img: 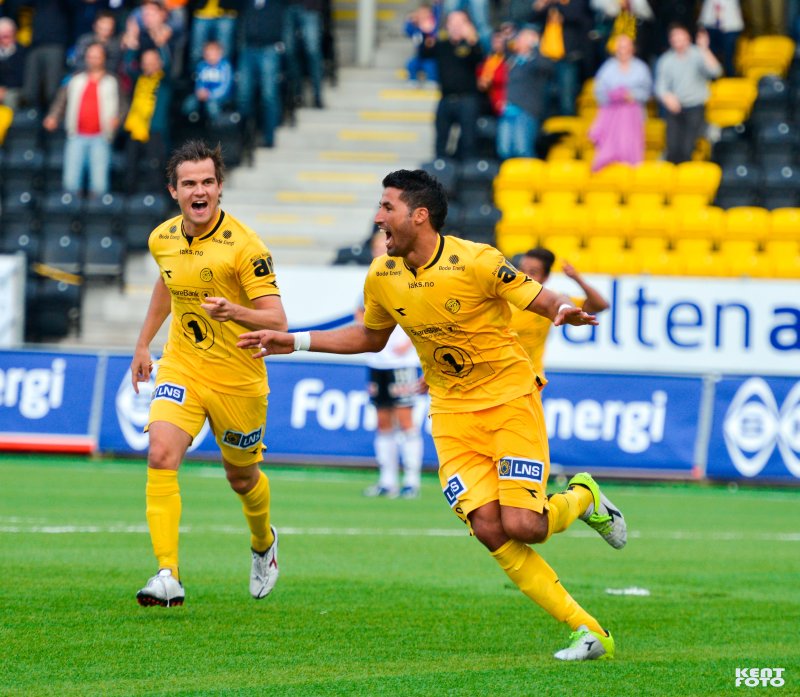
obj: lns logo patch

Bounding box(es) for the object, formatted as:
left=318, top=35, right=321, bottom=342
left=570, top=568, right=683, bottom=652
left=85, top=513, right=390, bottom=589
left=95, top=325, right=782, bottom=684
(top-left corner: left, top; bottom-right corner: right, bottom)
left=443, top=474, right=467, bottom=508
left=222, top=426, right=264, bottom=450
left=152, top=383, right=186, bottom=405
left=498, top=457, right=544, bottom=483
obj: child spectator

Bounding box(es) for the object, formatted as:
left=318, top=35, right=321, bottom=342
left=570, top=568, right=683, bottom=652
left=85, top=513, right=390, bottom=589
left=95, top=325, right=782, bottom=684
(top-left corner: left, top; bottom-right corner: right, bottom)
left=405, top=3, right=439, bottom=86
left=182, top=39, right=233, bottom=124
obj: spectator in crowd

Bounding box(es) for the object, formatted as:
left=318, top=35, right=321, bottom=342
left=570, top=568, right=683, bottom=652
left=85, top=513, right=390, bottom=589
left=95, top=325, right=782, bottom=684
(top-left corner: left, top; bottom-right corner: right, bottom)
left=0, top=17, right=26, bottom=110
left=72, top=10, right=123, bottom=74
left=741, top=0, right=786, bottom=36
left=121, top=0, right=178, bottom=73
left=421, top=10, right=484, bottom=160
left=496, top=25, right=553, bottom=160
left=589, top=32, right=651, bottom=170
left=698, top=0, right=744, bottom=76
left=477, top=28, right=510, bottom=116
left=42, top=42, right=122, bottom=196
left=441, top=0, right=492, bottom=50
left=530, top=0, right=592, bottom=116
left=285, top=0, right=326, bottom=108
left=404, top=2, right=439, bottom=87
left=123, top=47, right=171, bottom=194
left=236, top=0, right=288, bottom=149
left=655, top=24, right=721, bottom=164
left=188, top=0, right=239, bottom=70
left=69, top=0, right=125, bottom=48
left=590, top=0, right=658, bottom=65
left=182, top=39, right=232, bottom=124
left=21, top=0, right=69, bottom=110
left=358, top=232, right=424, bottom=500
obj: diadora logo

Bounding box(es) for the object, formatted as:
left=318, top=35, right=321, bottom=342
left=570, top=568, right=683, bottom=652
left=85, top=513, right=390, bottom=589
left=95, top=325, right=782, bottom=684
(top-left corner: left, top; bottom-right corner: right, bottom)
left=724, top=378, right=800, bottom=478
left=222, top=426, right=264, bottom=449
left=443, top=474, right=467, bottom=508
left=498, top=457, right=544, bottom=483
left=152, top=382, right=186, bottom=405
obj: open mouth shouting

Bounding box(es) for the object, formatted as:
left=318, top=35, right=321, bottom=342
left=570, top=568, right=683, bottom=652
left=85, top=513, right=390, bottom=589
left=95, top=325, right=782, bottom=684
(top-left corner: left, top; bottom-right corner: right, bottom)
left=191, top=200, right=209, bottom=215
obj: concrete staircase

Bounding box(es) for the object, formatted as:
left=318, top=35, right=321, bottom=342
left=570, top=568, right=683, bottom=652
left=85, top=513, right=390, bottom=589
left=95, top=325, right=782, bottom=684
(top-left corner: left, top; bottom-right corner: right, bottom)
left=64, top=4, right=439, bottom=349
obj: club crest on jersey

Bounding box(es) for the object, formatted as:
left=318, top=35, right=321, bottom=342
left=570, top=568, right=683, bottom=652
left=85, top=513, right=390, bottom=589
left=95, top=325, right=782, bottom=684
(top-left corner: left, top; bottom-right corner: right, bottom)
left=222, top=426, right=264, bottom=449
left=445, top=298, right=461, bottom=314
left=498, top=458, right=544, bottom=483
left=152, top=383, right=186, bottom=405
left=443, top=474, right=467, bottom=508
left=200, top=268, right=213, bottom=282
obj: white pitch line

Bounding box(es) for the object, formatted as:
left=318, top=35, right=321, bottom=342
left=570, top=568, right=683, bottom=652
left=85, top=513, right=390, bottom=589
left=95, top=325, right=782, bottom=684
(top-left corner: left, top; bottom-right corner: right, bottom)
left=0, top=522, right=798, bottom=542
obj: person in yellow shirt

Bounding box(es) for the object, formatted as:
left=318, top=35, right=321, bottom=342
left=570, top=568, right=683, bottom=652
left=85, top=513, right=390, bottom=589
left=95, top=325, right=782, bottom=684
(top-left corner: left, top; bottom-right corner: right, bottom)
left=131, top=140, right=287, bottom=607
left=238, top=169, right=627, bottom=661
left=510, top=247, right=609, bottom=385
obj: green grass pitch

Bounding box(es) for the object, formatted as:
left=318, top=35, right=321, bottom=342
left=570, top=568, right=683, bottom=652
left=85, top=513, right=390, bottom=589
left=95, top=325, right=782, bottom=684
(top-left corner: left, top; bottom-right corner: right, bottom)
left=1, top=455, right=798, bottom=696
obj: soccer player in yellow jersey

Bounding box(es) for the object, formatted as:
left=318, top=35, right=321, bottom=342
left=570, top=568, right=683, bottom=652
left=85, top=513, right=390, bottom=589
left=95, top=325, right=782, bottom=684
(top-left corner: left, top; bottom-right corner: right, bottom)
left=238, top=169, right=628, bottom=660
left=509, top=247, right=609, bottom=385
left=130, top=140, right=287, bottom=607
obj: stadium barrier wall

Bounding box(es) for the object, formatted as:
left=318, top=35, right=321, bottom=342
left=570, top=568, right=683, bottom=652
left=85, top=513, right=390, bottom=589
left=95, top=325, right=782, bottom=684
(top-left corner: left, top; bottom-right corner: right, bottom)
left=1, top=348, right=799, bottom=483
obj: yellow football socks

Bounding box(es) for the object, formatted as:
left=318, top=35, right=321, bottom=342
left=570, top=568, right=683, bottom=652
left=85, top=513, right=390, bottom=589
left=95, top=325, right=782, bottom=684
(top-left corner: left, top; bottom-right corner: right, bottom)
left=238, top=470, right=274, bottom=553
left=545, top=485, right=593, bottom=540
left=491, top=539, right=604, bottom=634
left=145, top=467, right=181, bottom=578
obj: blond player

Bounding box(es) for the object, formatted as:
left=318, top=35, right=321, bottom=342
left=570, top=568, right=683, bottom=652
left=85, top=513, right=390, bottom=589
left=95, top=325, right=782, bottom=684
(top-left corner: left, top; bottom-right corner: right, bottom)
left=238, top=169, right=627, bottom=660
left=510, top=247, right=609, bottom=386
left=131, top=140, right=287, bottom=607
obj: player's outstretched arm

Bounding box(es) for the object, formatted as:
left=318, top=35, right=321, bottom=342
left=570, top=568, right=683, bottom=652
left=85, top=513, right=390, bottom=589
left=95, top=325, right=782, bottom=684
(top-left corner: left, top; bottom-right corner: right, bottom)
left=238, top=325, right=395, bottom=359
left=562, top=261, right=610, bottom=313
left=527, top=286, right=599, bottom=327
left=131, top=277, right=172, bottom=393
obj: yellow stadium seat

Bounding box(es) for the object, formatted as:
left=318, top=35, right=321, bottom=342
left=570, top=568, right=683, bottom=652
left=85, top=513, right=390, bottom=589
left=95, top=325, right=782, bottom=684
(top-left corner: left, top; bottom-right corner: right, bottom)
left=674, top=237, right=715, bottom=256
left=540, top=190, right=581, bottom=207
left=592, top=249, right=638, bottom=276
left=628, top=192, right=667, bottom=207
left=541, top=159, right=590, bottom=191
left=724, top=206, right=770, bottom=242
left=587, top=205, right=633, bottom=240
left=769, top=207, right=800, bottom=241
left=644, top=119, right=666, bottom=155
left=583, top=162, right=632, bottom=204
left=772, top=252, right=800, bottom=279
left=0, top=105, right=13, bottom=145
left=708, top=77, right=758, bottom=111
left=673, top=206, right=724, bottom=243
left=674, top=161, right=722, bottom=203
left=583, top=191, right=620, bottom=207
left=547, top=143, right=581, bottom=161
left=671, top=194, right=710, bottom=209
left=638, top=249, right=684, bottom=276
left=495, top=205, right=548, bottom=256
left=540, top=233, right=582, bottom=259
left=739, top=35, right=795, bottom=76
left=494, top=189, right=534, bottom=213
left=683, top=251, right=719, bottom=276
left=739, top=253, right=777, bottom=278
left=763, top=239, right=799, bottom=257
left=543, top=204, right=590, bottom=238
left=629, top=161, right=676, bottom=205
left=705, top=107, right=749, bottom=128
left=718, top=242, right=762, bottom=277
left=494, top=158, right=545, bottom=194
left=560, top=247, right=596, bottom=273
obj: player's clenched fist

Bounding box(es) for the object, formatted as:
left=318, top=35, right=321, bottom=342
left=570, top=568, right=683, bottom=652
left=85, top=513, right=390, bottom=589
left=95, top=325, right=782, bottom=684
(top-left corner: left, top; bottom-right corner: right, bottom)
left=238, top=330, right=295, bottom=358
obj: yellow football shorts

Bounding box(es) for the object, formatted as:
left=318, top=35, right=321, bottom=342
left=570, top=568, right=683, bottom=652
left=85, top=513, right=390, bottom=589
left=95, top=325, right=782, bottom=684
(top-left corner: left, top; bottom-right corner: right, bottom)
left=147, top=365, right=268, bottom=467
left=431, top=393, right=550, bottom=529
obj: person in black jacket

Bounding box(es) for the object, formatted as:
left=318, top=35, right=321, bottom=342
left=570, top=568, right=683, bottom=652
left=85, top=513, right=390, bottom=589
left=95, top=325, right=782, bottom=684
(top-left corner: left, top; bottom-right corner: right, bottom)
left=236, top=0, right=287, bottom=148
left=496, top=26, right=553, bottom=160
left=0, top=17, right=26, bottom=110
left=421, top=10, right=484, bottom=160
left=20, top=0, right=69, bottom=109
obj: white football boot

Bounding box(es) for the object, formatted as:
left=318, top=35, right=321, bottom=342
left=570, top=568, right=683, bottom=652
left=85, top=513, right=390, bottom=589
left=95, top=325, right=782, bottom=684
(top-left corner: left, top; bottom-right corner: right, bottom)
left=250, top=525, right=279, bottom=599
left=136, top=569, right=185, bottom=607
left=568, top=472, right=627, bottom=549
left=554, top=625, right=615, bottom=661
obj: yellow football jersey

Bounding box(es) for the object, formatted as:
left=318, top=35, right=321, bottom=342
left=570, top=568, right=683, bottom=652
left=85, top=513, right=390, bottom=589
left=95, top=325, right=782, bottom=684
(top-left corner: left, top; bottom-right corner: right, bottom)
left=148, top=209, right=281, bottom=396
left=363, top=235, right=542, bottom=415
left=509, top=295, right=584, bottom=381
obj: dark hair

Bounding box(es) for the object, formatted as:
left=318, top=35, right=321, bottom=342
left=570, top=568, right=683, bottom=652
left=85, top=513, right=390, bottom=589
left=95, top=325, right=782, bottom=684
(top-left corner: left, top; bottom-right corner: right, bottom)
left=84, top=40, right=107, bottom=58
left=667, top=22, right=691, bottom=35
left=524, top=247, right=556, bottom=276
left=166, top=140, right=225, bottom=188
left=94, top=9, right=116, bottom=23
left=381, top=169, right=448, bottom=231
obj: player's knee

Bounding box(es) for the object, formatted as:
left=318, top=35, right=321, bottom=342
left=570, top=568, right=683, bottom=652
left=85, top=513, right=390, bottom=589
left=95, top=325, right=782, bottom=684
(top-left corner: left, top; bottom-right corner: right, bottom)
left=147, top=440, right=180, bottom=471
left=502, top=511, right=549, bottom=545
left=470, top=515, right=507, bottom=551
left=224, top=465, right=258, bottom=494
